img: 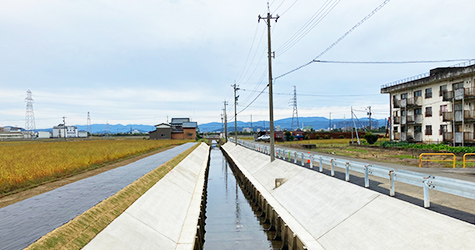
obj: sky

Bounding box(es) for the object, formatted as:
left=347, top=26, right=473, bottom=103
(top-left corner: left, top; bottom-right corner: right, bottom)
left=1, top=0, right=474, bottom=129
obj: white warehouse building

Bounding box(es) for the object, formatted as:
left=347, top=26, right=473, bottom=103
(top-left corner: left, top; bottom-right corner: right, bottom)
left=53, top=124, right=79, bottom=138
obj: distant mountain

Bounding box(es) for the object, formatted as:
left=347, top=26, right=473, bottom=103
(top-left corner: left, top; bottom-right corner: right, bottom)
left=198, top=116, right=387, bottom=132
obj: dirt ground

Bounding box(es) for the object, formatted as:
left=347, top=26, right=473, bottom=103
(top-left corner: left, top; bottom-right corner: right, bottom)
left=0, top=147, right=172, bottom=209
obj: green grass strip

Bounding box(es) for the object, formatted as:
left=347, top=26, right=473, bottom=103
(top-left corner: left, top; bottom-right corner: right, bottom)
left=25, top=143, right=200, bottom=250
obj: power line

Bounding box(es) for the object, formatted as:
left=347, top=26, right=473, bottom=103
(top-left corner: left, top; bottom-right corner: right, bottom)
left=313, top=59, right=474, bottom=64
left=275, top=0, right=392, bottom=80
left=276, top=0, right=341, bottom=56
left=241, top=88, right=380, bottom=97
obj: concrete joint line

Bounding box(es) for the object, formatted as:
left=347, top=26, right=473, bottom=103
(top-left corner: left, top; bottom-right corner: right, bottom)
left=316, top=194, right=380, bottom=241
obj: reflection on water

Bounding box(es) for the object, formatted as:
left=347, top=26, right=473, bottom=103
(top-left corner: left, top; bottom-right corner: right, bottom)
left=203, top=147, right=275, bottom=249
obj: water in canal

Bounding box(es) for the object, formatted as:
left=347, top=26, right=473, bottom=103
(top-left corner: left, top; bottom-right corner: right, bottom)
left=203, top=147, right=277, bottom=249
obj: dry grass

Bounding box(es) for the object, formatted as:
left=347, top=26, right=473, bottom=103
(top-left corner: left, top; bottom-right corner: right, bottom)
left=0, top=139, right=192, bottom=195
left=25, top=142, right=200, bottom=250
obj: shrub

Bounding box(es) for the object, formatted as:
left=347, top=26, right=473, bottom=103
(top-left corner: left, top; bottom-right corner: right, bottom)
left=364, top=132, right=378, bottom=144
left=324, top=135, right=329, bottom=139
left=339, top=135, right=345, bottom=139
left=316, top=135, right=321, bottom=140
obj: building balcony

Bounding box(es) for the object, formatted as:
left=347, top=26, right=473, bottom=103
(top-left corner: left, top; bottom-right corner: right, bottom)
left=393, top=99, right=400, bottom=108
left=414, top=132, right=423, bottom=142
left=464, top=132, right=474, bottom=142
left=401, top=132, right=407, bottom=141
left=454, top=88, right=465, bottom=100
left=393, top=132, right=400, bottom=140
left=400, top=99, right=407, bottom=108
left=443, top=132, right=453, bottom=142
left=442, top=111, right=453, bottom=121
left=465, top=87, right=475, bottom=99
left=406, top=97, right=422, bottom=108
left=455, top=110, right=464, bottom=122
left=393, top=116, right=401, bottom=124
left=464, top=110, right=475, bottom=122
left=442, top=90, right=453, bottom=101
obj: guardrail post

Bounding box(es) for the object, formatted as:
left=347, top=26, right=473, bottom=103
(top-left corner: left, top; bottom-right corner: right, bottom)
left=309, top=155, right=313, bottom=169
left=301, top=153, right=305, bottom=166
left=389, top=171, right=395, bottom=196
left=331, top=159, right=335, bottom=176
left=288, top=151, right=291, bottom=162
left=364, top=165, right=370, bottom=188
left=423, top=177, right=433, bottom=208
left=294, top=152, right=297, bottom=164
left=345, top=162, right=350, bottom=181
left=319, top=157, right=323, bottom=172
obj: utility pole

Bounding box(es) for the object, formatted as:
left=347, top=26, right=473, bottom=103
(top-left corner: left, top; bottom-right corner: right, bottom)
left=87, top=112, right=92, bottom=135
left=223, top=101, right=228, bottom=142
left=250, top=115, right=253, bottom=133
left=233, top=83, right=240, bottom=145
left=329, top=112, right=332, bottom=131
left=367, top=106, right=372, bottom=131
left=62, top=116, right=67, bottom=140
left=259, top=6, right=279, bottom=162
left=221, top=113, right=224, bottom=136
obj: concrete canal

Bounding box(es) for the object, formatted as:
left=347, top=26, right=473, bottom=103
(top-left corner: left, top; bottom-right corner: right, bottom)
left=203, top=146, right=278, bottom=249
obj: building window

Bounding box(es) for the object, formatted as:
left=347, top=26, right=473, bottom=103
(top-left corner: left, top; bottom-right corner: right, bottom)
left=393, top=126, right=398, bottom=133
left=453, top=82, right=464, bottom=90
left=161, top=134, right=165, bottom=137
left=414, top=90, right=422, bottom=97
left=414, top=108, right=422, bottom=116
left=425, top=125, right=432, bottom=135
left=440, top=104, right=448, bottom=116
left=401, top=93, right=408, bottom=99
left=414, top=126, right=422, bottom=133
left=425, top=107, right=432, bottom=117
left=425, top=88, right=432, bottom=98
left=439, top=85, right=447, bottom=96
left=440, top=125, right=447, bottom=135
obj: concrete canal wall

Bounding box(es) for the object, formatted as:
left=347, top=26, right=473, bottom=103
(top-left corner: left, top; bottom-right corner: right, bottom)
left=84, top=142, right=210, bottom=250
left=222, top=142, right=475, bottom=250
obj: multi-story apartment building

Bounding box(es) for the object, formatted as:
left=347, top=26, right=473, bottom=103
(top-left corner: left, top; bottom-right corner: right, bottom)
left=381, top=63, right=475, bottom=145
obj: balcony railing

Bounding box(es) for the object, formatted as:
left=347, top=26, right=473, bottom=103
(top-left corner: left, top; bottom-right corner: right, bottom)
left=393, top=116, right=401, bottom=124
left=442, top=90, right=453, bottom=101
left=406, top=114, right=414, bottom=123
left=465, top=87, right=475, bottom=99
left=464, top=110, right=475, bottom=120
left=406, top=97, right=422, bottom=107
left=442, top=111, right=453, bottom=121
left=415, top=132, right=423, bottom=142
left=464, top=132, right=474, bottom=141
left=393, top=99, right=400, bottom=108
left=393, top=132, right=400, bottom=140
left=455, top=88, right=465, bottom=100
left=443, top=132, right=453, bottom=141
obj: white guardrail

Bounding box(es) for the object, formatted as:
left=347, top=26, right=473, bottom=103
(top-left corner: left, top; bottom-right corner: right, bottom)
left=234, top=139, right=475, bottom=208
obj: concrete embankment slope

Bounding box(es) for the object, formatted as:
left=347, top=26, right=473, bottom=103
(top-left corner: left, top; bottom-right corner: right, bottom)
left=84, top=142, right=210, bottom=250
left=222, top=142, right=475, bottom=249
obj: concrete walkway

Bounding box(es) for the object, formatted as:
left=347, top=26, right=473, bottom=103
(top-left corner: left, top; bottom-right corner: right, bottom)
left=0, top=143, right=195, bottom=250
left=222, top=142, right=475, bottom=249
left=84, top=143, right=210, bottom=250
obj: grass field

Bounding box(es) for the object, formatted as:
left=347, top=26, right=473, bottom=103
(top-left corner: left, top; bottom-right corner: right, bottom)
left=0, top=139, right=192, bottom=195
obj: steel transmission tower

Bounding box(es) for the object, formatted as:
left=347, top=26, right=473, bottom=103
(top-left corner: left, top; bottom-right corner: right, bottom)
left=291, top=86, right=299, bottom=130
left=25, top=90, right=36, bottom=132
left=87, top=112, right=92, bottom=134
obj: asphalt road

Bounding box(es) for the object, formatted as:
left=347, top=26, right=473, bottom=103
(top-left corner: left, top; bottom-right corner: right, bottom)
left=0, top=142, right=196, bottom=250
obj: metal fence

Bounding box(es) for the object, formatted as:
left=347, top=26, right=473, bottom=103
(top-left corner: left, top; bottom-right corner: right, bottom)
left=234, top=139, right=475, bottom=208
